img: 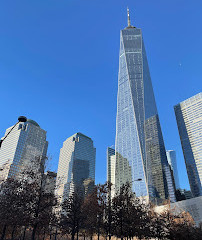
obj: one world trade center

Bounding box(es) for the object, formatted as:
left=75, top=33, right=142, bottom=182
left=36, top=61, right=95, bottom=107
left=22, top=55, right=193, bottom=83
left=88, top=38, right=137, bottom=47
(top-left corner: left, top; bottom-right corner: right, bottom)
left=115, top=9, right=176, bottom=203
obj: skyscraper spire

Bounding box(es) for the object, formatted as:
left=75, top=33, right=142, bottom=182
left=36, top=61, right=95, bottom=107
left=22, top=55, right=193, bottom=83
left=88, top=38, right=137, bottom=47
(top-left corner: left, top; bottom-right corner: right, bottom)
left=127, top=7, right=131, bottom=27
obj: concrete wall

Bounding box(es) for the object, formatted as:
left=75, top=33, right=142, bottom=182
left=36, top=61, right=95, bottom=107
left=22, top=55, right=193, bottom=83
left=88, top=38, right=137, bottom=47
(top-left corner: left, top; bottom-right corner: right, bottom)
left=155, top=196, right=202, bottom=226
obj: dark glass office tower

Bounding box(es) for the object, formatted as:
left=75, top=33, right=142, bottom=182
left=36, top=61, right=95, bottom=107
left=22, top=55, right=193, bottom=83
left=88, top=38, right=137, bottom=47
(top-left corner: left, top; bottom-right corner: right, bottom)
left=115, top=9, right=176, bottom=203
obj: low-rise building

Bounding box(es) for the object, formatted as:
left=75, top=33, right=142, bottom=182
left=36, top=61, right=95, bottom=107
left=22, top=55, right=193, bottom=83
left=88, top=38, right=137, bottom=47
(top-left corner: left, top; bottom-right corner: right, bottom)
left=155, top=196, right=202, bottom=226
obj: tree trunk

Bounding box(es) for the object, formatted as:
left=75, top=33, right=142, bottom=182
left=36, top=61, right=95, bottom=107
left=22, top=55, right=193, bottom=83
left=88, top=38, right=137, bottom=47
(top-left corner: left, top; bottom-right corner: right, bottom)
left=121, top=220, right=123, bottom=240
left=54, top=228, right=58, bottom=240
left=0, top=224, right=7, bottom=240
left=108, top=234, right=111, bottom=240
left=42, top=229, right=46, bottom=240
left=77, top=230, right=79, bottom=240
left=11, top=225, right=16, bottom=240
left=22, top=226, right=27, bottom=240
left=50, top=226, right=52, bottom=240
left=98, top=228, right=100, bottom=240
left=72, top=231, right=75, bottom=240
left=32, top=223, right=38, bottom=240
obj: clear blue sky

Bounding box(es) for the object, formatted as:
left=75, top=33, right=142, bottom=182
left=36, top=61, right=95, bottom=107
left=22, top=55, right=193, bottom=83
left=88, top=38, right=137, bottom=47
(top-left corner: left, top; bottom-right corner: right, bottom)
left=0, top=0, right=201, bottom=189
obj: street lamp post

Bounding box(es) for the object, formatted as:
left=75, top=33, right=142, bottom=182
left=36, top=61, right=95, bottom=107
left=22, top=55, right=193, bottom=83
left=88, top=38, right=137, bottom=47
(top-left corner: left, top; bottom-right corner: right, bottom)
left=110, top=178, right=142, bottom=195
left=134, top=178, right=142, bottom=182
left=0, top=116, right=27, bottom=149
left=128, top=178, right=143, bottom=198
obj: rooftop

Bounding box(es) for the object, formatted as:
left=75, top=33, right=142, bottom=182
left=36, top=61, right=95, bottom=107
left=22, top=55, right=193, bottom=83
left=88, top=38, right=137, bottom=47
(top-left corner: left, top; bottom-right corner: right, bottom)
left=27, top=119, right=40, bottom=127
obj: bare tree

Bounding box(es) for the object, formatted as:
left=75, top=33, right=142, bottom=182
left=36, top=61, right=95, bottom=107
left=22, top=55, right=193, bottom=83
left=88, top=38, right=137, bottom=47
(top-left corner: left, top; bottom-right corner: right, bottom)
left=0, top=155, right=58, bottom=240
left=82, top=189, right=98, bottom=239
left=20, top=156, right=58, bottom=240
left=150, top=207, right=202, bottom=240
left=60, top=191, right=84, bottom=240
left=112, top=182, right=134, bottom=240
left=102, top=182, right=114, bottom=240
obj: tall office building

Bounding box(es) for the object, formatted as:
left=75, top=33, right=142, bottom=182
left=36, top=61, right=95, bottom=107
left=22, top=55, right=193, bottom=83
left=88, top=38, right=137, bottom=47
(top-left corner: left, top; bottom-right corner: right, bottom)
left=107, top=147, right=115, bottom=184
left=43, top=171, right=57, bottom=194
left=115, top=9, right=176, bottom=203
left=174, top=92, right=202, bottom=197
left=166, top=150, right=180, bottom=189
left=0, top=119, right=48, bottom=179
left=107, top=147, right=116, bottom=197
left=178, top=189, right=193, bottom=200
left=56, top=133, right=96, bottom=201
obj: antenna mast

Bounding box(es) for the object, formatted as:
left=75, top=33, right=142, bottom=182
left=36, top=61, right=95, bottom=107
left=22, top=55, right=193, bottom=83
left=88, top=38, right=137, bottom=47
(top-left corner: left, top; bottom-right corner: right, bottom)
left=127, top=7, right=131, bottom=27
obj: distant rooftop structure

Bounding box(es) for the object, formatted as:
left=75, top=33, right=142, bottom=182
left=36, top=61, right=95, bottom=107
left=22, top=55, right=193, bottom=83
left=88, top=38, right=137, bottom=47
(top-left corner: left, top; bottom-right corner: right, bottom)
left=45, top=171, right=57, bottom=178
left=77, top=132, right=92, bottom=140
left=27, top=119, right=40, bottom=127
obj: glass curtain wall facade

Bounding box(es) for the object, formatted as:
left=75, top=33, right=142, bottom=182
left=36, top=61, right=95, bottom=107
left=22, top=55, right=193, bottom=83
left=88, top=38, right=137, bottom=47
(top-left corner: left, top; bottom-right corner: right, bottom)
left=56, top=133, right=96, bottom=202
left=166, top=150, right=180, bottom=189
left=115, top=13, right=176, bottom=202
left=0, top=119, right=48, bottom=179
left=174, top=93, right=202, bottom=197
left=107, top=147, right=115, bottom=184
left=107, top=147, right=116, bottom=198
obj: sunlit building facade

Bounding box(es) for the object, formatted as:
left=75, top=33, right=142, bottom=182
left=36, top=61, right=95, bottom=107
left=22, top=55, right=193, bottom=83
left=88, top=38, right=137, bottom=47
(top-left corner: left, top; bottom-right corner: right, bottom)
left=43, top=171, right=57, bottom=194
left=174, top=93, right=202, bottom=197
left=0, top=119, right=48, bottom=179
left=115, top=9, right=176, bottom=203
left=56, top=133, right=96, bottom=201
left=107, top=147, right=115, bottom=184
left=107, top=147, right=116, bottom=198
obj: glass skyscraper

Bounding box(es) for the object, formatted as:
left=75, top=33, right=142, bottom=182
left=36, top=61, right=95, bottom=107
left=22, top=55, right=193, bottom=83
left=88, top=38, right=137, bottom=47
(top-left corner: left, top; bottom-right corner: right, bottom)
left=107, top=147, right=116, bottom=197
left=0, top=119, right=48, bottom=179
left=115, top=9, right=175, bottom=202
left=166, top=150, right=180, bottom=190
left=174, top=92, right=202, bottom=197
left=56, top=132, right=96, bottom=201
left=107, top=147, right=115, bottom=184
